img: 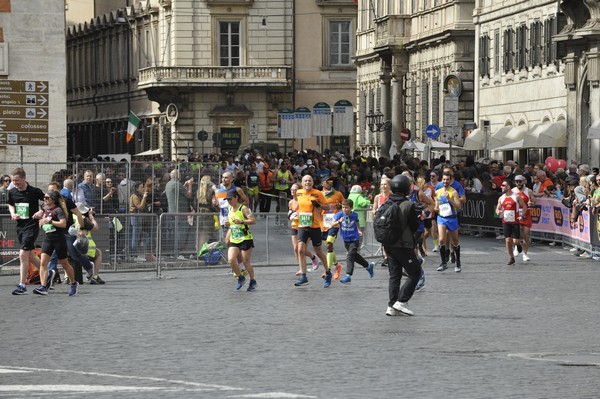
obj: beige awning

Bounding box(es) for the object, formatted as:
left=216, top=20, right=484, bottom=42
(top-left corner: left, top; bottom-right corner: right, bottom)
left=490, top=124, right=528, bottom=150
left=588, top=120, right=600, bottom=140
left=463, top=128, right=484, bottom=150
left=523, top=120, right=567, bottom=148
left=488, top=126, right=514, bottom=149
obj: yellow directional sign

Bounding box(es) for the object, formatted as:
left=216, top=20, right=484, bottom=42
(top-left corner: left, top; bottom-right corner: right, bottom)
left=0, top=80, right=49, bottom=146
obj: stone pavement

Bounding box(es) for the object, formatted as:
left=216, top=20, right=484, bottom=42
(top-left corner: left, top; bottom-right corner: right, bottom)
left=0, top=236, right=599, bottom=398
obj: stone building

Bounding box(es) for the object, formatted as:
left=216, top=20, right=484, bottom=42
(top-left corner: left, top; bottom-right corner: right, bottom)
left=66, top=0, right=357, bottom=159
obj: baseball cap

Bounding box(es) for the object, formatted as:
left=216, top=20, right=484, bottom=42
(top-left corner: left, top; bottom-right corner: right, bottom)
left=514, top=175, right=526, bottom=182
left=225, top=190, right=238, bottom=200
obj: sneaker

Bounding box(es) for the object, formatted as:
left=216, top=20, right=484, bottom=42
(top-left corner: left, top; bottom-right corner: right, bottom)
left=177, top=255, right=187, bottom=260
left=381, top=258, right=388, bottom=268
left=522, top=253, right=530, bottom=262
left=386, top=306, right=401, bottom=316
left=367, top=262, right=374, bottom=278
left=146, top=254, right=157, bottom=261
left=496, top=234, right=505, bottom=240
left=436, top=263, right=448, bottom=272
left=580, top=251, right=592, bottom=258
left=592, top=254, right=600, bottom=261
left=33, top=285, right=48, bottom=295
left=432, top=245, right=438, bottom=252
left=392, top=301, right=414, bottom=316
left=340, top=274, right=351, bottom=284
left=68, top=282, right=79, bottom=297
left=236, top=275, right=246, bottom=290
left=90, top=275, right=105, bottom=285
left=573, top=249, right=584, bottom=256
left=294, top=275, right=309, bottom=286
left=507, top=257, right=516, bottom=265
left=311, top=255, right=319, bottom=271
left=333, top=263, right=342, bottom=280
left=86, top=267, right=93, bottom=280
left=415, top=271, right=425, bottom=292
left=549, top=242, right=556, bottom=246
left=455, top=265, right=462, bottom=273
left=569, top=247, right=579, bottom=252
left=45, top=269, right=56, bottom=290
left=323, top=271, right=332, bottom=288
left=513, top=246, right=520, bottom=257
left=247, top=279, right=257, bottom=292
left=134, top=255, right=146, bottom=262
left=12, top=285, right=27, bottom=295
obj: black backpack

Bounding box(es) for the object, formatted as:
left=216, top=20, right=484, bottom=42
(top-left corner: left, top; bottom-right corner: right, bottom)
left=373, top=198, right=401, bottom=245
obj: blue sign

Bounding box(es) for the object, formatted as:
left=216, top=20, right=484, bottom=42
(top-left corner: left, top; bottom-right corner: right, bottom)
left=426, top=124, right=441, bottom=139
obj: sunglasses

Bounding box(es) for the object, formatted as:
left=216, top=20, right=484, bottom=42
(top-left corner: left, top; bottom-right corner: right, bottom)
left=3, top=179, right=9, bottom=183
left=44, top=196, right=51, bottom=200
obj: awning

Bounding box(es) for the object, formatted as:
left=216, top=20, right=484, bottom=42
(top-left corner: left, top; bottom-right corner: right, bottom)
left=523, top=120, right=567, bottom=148
left=401, top=141, right=416, bottom=150
left=493, top=139, right=525, bottom=151
left=402, top=140, right=462, bottom=152
left=588, top=120, right=600, bottom=139
left=488, top=126, right=514, bottom=149
left=133, top=148, right=162, bottom=157
left=463, top=128, right=483, bottom=150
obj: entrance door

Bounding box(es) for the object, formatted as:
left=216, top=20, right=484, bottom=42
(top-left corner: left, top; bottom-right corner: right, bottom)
left=220, top=127, right=242, bottom=153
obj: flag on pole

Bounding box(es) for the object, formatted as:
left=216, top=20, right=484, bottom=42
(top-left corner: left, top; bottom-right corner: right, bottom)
left=126, top=111, right=141, bottom=143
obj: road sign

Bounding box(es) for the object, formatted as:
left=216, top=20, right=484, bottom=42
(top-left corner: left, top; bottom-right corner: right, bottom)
left=425, top=124, right=441, bottom=139
left=249, top=123, right=258, bottom=139
left=0, top=80, right=49, bottom=146
left=197, top=130, right=208, bottom=141
left=400, top=128, right=411, bottom=142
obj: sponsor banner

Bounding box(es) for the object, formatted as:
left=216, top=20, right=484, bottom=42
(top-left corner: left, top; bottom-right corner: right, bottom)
left=530, top=198, right=590, bottom=243
left=461, top=193, right=502, bottom=228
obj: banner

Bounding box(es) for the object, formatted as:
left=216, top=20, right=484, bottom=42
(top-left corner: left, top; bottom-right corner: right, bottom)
left=333, top=99, right=354, bottom=136
left=277, top=108, right=294, bottom=139
left=312, top=102, right=332, bottom=136
left=530, top=197, right=591, bottom=243
left=294, top=107, right=312, bottom=139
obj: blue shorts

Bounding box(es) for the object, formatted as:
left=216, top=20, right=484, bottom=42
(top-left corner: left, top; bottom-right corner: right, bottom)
left=437, top=216, right=459, bottom=232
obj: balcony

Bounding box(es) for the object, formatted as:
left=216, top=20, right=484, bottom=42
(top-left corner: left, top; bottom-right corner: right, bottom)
left=374, top=15, right=411, bottom=52
left=137, top=66, right=291, bottom=89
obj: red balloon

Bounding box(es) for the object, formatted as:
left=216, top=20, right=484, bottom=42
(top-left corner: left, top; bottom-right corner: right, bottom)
left=545, top=156, right=555, bottom=164
left=547, top=158, right=559, bottom=172
left=557, top=159, right=566, bottom=169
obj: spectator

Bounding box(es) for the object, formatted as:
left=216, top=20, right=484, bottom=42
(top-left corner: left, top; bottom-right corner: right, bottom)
left=78, top=170, right=95, bottom=207
left=0, top=174, right=10, bottom=214
left=165, top=169, right=194, bottom=258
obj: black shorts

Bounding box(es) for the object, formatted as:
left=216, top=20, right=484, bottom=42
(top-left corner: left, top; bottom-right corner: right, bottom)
left=298, top=227, right=322, bottom=246
left=423, top=218, right=432, bottom=229
left=291, top=228, right=298, bottom=236
left=503, top=223, right=521, bottom=239
left=42, top=237, right=69, bottom=259
left=230, top=239, right=254, bottom=251
left=17, top=226, right=39, bottom=251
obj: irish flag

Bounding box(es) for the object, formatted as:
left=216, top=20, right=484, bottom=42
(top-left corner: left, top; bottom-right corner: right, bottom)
left=126, top=111, right=141, bottom=143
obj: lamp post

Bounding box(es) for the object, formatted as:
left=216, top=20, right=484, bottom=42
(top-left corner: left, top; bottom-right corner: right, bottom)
left=366, top=109, right=391, bottom=156
left=117, top=10, right=132, bottom=154
left=442, top=130, right=460, bottom=164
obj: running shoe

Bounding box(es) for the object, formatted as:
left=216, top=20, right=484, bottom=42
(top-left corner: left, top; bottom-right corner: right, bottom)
left=415, top=271, right=425, bottom=292
left=90, top=275, right=105, bottom=285
left=134, top=255, right=146, bottom=262
left=68, top=282, right=79, bottom=297
left=12, top=285, right=27, bottom=295
left=294, top=275, right=308, bottom=286
left=386, top=306, right=400, bottom=316
left=45, top=269, right=56, bottom=290
left=323, top=271, right=332, bottom=288
left=311, top=255, right=319, bottom=271
left=432, top=245, right=439, bottom=252
left=392, top=301, right=414, bottom=316
left=247, top=279, right=257, bottom=292
left=436, top=263, right=448, bottom=272
left=507, top=257, right=516, bottom=265
left=367, top=262, right=374, bottom=278
left=86, top=267, right=93, bottom=280
left=455, top=265, right=462, bottom=273
left=33, top=285, right=48, bottom=295
left=513, top=246, right=520, bottom=257
left=236, top=275, right=246, bottom=290
left=522, top=254, right=530, bottom=262
left=592, top=254, right=600, bottom=261
left=340, top=274, right=351, bottom=284
left=333, top=263, right=343, bottom=280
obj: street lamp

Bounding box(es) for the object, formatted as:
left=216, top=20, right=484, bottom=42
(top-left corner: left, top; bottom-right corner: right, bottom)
left=441, top=130, right=461, bottom=164
left=366, top=109, right=385, bottom=132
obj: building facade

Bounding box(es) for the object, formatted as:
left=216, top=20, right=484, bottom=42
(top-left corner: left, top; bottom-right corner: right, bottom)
left=0, top=0, right=68, bottom=164
left=355, top=0, right=476, bottom=159
left=66, top=0, right=357, bottom=159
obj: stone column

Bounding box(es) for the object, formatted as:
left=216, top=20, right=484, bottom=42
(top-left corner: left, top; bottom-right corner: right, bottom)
left=563, top=52, right=580, bottom=163
left=379, top=66, right=392, bottom=158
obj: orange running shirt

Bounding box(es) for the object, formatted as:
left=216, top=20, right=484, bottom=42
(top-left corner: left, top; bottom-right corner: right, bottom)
left=297, top=188, right=327, bottom=228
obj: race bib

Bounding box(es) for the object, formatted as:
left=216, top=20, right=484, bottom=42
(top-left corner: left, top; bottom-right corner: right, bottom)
left=323, top=213, right=335, bottom=229
left=42, top=223, right=56, bottom=234
left=230, top=224, right=245, bottom=240
left=503, top=209, right=516, bottom=223
left=299, top=212, right=313, bottom=227
left=15, top=203, right=30, bottom=219
left=439, top=203, right=453, bottom=217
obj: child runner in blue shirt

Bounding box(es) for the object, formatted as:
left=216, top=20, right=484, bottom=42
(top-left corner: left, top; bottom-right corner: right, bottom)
left=331, top=199, right=374, bottom=284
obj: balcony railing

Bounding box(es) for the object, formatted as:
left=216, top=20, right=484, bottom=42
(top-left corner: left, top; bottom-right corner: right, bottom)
left=374, top=15, right=411, bottom=50
left=137, top=66, right=291, bottom=88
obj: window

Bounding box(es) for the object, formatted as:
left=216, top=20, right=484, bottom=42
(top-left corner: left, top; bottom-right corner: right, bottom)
left=494, top=30, right=500, bottom=74
left=219, top=21, right=240, bottom=67
left=479, top=35, right=490, bottom=77
left=328, top=20, right=352, bottom=67
left=543, top=18, right=557, bottom=65
left=503, top=28, right=514, bottom=73
left=515, top=25, right=527, bottom=70
left=530, top=21, right=542, bottom=67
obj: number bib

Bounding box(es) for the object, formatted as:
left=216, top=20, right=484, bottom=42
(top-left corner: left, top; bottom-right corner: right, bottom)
left=503, top=209, right=516, bottom=223
left=439, top=203, right=453, bottom=217
left=42, top=223, right=56, bottom=234
left=230, top=224, right=245, bottom=240
left=299, top=212, right=313, bottom=227
left=323, top=213, right=335, bottom=229
left=16, top=203, right=30, bottom=219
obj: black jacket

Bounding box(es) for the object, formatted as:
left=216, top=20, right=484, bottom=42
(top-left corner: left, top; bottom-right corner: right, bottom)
left=385, top=193, right=419, bottom=249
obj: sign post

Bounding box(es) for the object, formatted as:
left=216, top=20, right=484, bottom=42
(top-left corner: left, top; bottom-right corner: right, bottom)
left=0, top=80, right=49, bottom=146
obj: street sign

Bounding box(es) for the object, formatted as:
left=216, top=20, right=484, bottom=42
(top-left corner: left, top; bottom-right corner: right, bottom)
left=425, top=124, right=441, bottom=139
left=400, top=128, right=412, bottom=142
left=197, top=130, right=208, bottom=141
left=249, top=123, right=258, bottom=139
left=0, top=80, right=49, bottom=146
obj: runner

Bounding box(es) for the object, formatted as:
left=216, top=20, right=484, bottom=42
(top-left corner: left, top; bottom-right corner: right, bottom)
left=512, top=175, right=533, bottom=261
left=224, top=190, right=257, bottom=291
left=294, top=175, right=332, bottom=287
left=245, top=162, right=260, bottom=213
left=320, top=177, right=345, bottom=280
left=434, top=167, right=466, bottom=266
left=434, top=172, right=463, bottom=272
left=288, top=183, right=318, bottom=275
left=496, top=179, right=528, bottom=265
